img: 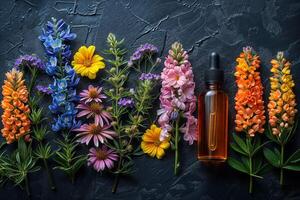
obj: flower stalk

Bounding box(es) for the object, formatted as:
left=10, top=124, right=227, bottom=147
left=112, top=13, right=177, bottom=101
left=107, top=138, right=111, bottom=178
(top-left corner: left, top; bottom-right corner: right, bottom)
left=105, top=33, right=160, bottom=193
left=264, top=52, right=300, bottom=187
left=229, top=47, right=268, bottom=194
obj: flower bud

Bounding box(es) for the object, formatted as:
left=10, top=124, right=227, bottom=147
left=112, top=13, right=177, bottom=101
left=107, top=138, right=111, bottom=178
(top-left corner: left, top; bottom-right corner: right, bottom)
left=119, top=87, right=124, bottom=92
left=126, top=145, right=133, bottom=152
left=121, top=140, right=128, bottom=146
left=111, top=121, right=117, bottom=126
left=121, top=74, right=126, bottom=79
left=110, top=67, right=116, bottom=73
left=107, top=106, right=113, bottom=112
left=125, top=127, right=130, bottom=134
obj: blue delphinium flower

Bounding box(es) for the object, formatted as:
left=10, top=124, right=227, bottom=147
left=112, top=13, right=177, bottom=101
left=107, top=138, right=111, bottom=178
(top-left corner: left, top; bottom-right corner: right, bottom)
left=39, top=17, right=80, bottom=132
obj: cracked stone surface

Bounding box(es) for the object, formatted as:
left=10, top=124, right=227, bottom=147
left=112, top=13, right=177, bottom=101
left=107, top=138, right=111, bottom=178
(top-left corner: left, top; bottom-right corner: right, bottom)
left=0, top=0, right=300, bottom=199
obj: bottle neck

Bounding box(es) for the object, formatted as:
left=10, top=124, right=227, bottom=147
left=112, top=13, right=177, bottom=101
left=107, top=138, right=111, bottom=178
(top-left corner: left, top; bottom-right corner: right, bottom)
left=206, top=82, right=221, bottom=90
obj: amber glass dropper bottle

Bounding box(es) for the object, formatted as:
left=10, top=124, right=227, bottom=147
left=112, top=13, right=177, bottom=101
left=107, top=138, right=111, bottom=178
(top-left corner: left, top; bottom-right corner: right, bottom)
left=198, top=52, right=228, bottom=162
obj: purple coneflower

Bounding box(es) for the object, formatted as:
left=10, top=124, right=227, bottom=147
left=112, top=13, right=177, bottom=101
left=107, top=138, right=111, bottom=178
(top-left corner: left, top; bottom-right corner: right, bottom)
left=74, top=123, right=116, bottom=147
left=77, top=102, right=111, bottom=126
left=79, top=85, right=106, bottom=104
left=118, top=97, right=135, bottom=108
left=88, top=146, right=118, bottom=172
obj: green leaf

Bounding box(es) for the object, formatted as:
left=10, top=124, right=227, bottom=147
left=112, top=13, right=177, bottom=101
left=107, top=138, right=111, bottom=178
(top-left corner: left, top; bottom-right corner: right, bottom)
left=228, top=157, right=249, bottom=174
left=263, top=148, right=281, bottom=167
left=232, top=134, right=249, bottom=154
left=283, top=164, right=300, bottom=171
left=230, top=142, right=248, bottom=156
left=285, top=149, right=300, bottom=165
left=252, top=141, right=271, bottom=156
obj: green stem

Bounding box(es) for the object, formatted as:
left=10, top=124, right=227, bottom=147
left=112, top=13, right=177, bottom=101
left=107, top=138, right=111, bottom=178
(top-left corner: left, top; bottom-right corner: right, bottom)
left=174, top=118, right=180, bottom=175
left=280, top=144, right=284, bottom=186
left=43, top=159, right=56, bottom=190
left=249, top=156, right=253, bottom=194
left=25, top=175, right=30, bottom=197
left=247, top=137, right=253, bottom=194
left=28, top=68, right=38, bottom=95
left=112, top=156, right=122, bottom=193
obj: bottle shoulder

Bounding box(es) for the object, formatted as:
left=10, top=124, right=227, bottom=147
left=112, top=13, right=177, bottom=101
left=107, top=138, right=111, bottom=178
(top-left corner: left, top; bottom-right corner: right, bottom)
left=199, top=89, right=228, bottom=98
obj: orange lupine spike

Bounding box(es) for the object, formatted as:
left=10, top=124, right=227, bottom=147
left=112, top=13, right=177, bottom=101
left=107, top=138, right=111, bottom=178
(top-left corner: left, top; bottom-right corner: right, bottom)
left=1, top=68, right=31, bottom=144
left=234, top=47, right=266, bottom=136
left=267, top=52, right=297, bottom=136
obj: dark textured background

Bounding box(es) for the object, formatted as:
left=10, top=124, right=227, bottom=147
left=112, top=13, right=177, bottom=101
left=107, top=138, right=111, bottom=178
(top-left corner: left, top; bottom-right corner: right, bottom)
left=0, top=0, right=300, bottom=199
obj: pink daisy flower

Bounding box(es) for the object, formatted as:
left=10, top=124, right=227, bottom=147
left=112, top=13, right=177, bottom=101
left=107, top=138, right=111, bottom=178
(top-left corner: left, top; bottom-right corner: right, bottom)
left=77, top=102, right=111, bottom=126
left=74, top=123, right=116, bottom=147
left=88, top=146, right=118, bottom=172
left=79, top=85, right=106, bottom=104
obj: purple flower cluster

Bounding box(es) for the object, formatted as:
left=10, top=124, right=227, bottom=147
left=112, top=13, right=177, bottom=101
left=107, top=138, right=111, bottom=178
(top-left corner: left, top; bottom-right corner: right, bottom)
left=128, top=43, right=158, bottom=66
left=36, top=85, right=52, bottom=95
left=139, top=73, right=160, bottom=81
left=118, top=98, right=135, bottom=108
left=14, top=54, right=45, bottom=70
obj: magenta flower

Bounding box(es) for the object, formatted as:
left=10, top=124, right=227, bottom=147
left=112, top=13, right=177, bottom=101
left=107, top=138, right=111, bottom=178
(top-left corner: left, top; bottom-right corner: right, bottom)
left=88, top=146, right=118, bottom=172
left=74, top=123, right=116, bottom=147
left=77, top=102, right=111, bottom=126
left=79, top=85, right=106, bottom=104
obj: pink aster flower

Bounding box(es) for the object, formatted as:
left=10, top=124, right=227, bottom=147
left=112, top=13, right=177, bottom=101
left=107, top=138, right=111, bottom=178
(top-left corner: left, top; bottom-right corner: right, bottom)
left=79, top=85, right=106, bottom=104
left=77, top=102, right=111, bottom=126
left=74, top=123, right=116, bottom=147
left=88, top=146, right=118, bottom=172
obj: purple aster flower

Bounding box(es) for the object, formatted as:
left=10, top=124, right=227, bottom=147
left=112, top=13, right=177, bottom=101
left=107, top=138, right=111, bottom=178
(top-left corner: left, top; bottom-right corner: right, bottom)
left=36, top=85, right=52, bottom=94
left=118, top=98, right=135, bottom=108
left=139, top=73, right=160, bottom=81
left=129, top=43, right=158, bottom=65
left=14, top=55, right=45, bottom=70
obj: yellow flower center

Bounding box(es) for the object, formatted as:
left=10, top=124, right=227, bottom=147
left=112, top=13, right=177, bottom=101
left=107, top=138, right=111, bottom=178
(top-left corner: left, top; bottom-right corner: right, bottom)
left=95, top=149, right=107, bottom=160
left=90, top=102, right=102, bottom=114
left=83, top=59, right=93, bottom=67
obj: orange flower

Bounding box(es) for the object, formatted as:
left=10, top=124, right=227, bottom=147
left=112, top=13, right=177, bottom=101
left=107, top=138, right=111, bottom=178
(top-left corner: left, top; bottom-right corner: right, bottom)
left=234, top=47, right=266, bottom=136
left=1, top=68, right=31, bottom=144
left=268, top=52, right=297, bottom=136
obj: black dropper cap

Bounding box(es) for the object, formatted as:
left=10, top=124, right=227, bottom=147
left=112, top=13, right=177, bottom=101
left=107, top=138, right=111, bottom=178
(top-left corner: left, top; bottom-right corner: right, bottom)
left=204, top=52, right=224, bottom=84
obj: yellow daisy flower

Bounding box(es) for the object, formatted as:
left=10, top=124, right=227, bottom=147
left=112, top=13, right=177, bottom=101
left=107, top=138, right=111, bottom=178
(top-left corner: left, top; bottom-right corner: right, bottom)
left=71, top=45, right=105, bottom=79
left=141, top=124, right=170, bottom=159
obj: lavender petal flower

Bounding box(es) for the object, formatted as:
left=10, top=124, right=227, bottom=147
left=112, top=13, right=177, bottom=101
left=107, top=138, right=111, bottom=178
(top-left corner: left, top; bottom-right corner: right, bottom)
left=139, top=73, right=160, bottom=81
left=36, top=85, right=52, bottom=95
left=14, top=54, right=45, bottom=70
left=118, top=98, right=135, bottom=108
left=129, top=43, right=158, bottom=64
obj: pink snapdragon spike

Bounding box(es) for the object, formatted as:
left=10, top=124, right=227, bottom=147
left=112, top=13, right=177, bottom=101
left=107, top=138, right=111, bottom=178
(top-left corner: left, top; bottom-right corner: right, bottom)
left=158, top=42, right=197, bottom=145
left=88, top=146, right=118, bottom=172
left=74, top=123, right=116, bottom=147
